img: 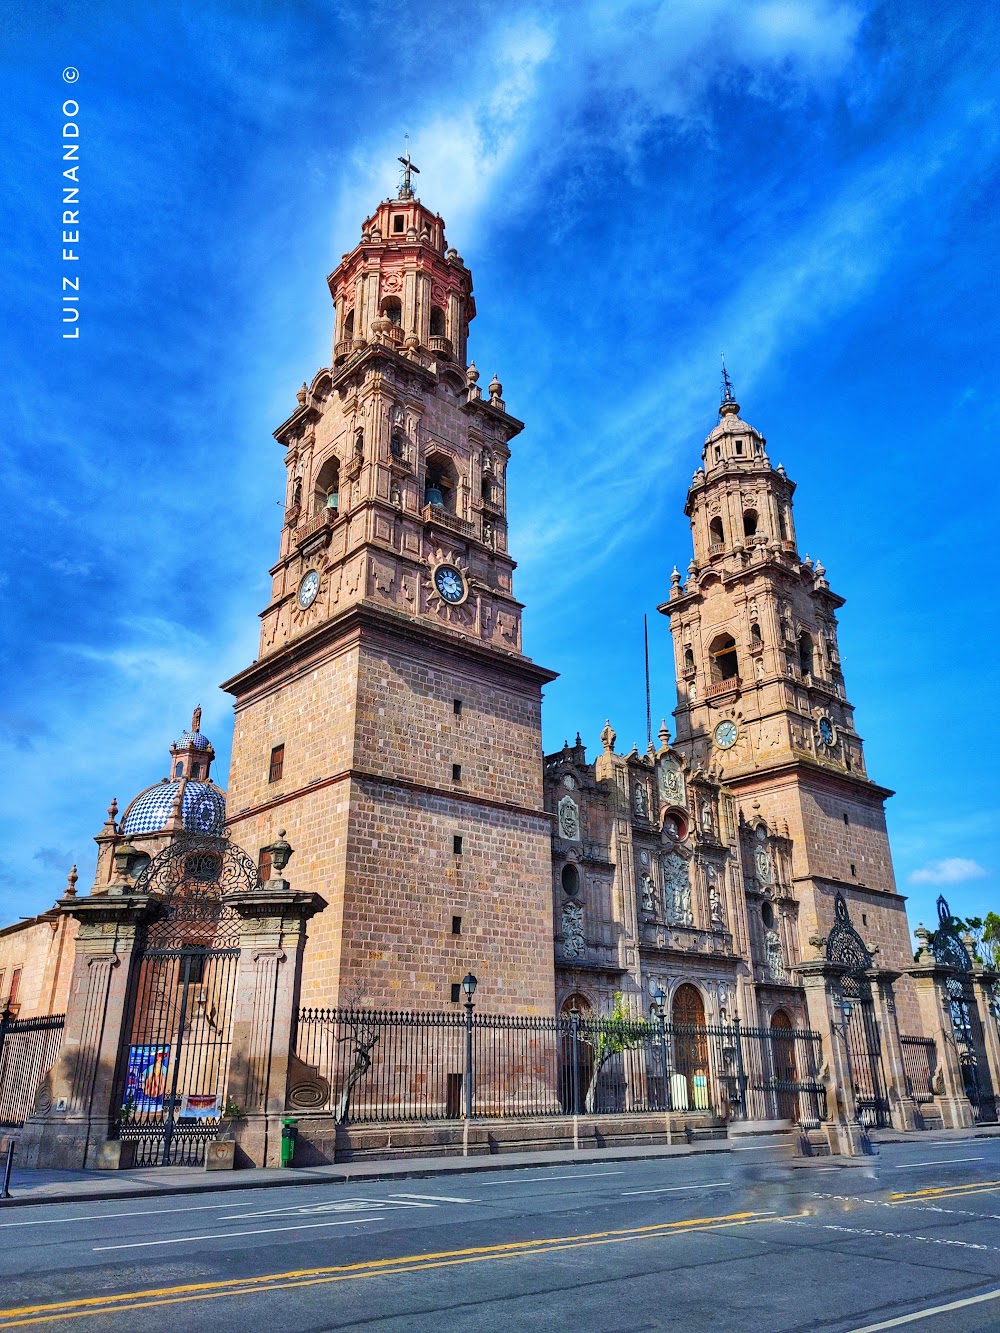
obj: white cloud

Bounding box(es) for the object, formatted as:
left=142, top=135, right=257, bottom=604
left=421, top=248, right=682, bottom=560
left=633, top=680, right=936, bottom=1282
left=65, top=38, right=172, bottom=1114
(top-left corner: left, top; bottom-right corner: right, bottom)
left=909, top=858, right=990, bottom=886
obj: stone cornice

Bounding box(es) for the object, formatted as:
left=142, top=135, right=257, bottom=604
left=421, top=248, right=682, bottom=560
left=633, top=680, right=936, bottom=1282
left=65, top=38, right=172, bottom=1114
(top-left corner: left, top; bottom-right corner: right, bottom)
left=720, top=757, right=894, bottom=803
left=222, top=890, right=328, bottom=922
left=222, top=598, right=558, bottom=704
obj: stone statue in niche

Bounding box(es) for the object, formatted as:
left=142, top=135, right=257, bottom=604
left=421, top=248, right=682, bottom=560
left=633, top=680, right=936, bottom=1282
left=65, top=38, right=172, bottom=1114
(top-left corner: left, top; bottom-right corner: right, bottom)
left=701, top=800, right=714, bottom=832
left=765, top=928, right=786, bottom=981
left=663, top=854, right=692, bottom=926
left=558, top=796, right=580, bottom=841
left=634, top=783, right=648, bottom=818
left=640, top=873, right=656, bottom=915
left=561, top=900, right=585, bottom=958
left=709, top=881, right=725, bottom=928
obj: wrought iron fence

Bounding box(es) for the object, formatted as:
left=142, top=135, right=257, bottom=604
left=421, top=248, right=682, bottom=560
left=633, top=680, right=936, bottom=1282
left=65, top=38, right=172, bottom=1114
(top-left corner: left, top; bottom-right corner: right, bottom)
left=292, top=1007, right=826, bottom=1126
left=0, top=1013, right=65, bottom=1127
left=900, top=1035, right=937, bottom=1103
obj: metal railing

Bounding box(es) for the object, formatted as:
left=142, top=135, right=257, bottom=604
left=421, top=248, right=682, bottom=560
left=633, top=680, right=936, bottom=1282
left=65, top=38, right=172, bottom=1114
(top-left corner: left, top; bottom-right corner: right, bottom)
left=901, top=1035, right=937, bottom=1103
left=0, top=1013, right=65, bottom=1127
left=292, top=1007, right=827, bottom=1126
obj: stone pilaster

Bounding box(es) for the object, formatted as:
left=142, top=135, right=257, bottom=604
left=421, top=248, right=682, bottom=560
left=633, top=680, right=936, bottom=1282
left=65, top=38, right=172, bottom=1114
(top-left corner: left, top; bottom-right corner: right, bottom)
left=972, top=969, right=1000, bottom=1117
left=907, top=960, right=976, bottom=1130
left=867, top=968, right=919, bottom=1131
left=797, top=958, right=867, bottom=1155
left=19, top=892, right=159, bottom=1169
left=222, top=888, right=326, bottom=1167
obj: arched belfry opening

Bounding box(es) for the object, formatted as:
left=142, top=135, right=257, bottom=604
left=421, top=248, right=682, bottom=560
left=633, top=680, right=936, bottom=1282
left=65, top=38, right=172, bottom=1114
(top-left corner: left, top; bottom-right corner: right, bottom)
left=709, top=516, right=725, bottom=548
left=313, top=456, right=340, bottom=516
left=709, top=633, right=739, bottom=683
left=424, top=453, right=458, bottom=513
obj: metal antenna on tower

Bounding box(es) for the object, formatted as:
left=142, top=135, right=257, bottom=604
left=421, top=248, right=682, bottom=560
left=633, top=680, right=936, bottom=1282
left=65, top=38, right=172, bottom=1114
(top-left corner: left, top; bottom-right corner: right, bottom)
left=644, top=615, right=653, bottom=752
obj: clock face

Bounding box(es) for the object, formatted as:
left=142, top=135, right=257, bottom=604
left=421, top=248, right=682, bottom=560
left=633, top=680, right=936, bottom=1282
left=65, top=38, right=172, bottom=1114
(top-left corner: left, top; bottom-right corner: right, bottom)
left=818, top=717, right=835, bottom=746
left=433, top=564, right=466, bottom=604
left=714, top=719, right=738, bottom=750
left=297, top=569, right=320, bottom=609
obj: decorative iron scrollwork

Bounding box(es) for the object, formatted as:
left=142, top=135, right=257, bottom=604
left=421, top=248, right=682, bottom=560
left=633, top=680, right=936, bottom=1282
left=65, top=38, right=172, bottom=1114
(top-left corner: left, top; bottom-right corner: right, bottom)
left=133, top=832, right=258, bottom=949
left=930, top=895, right=973, bottom=974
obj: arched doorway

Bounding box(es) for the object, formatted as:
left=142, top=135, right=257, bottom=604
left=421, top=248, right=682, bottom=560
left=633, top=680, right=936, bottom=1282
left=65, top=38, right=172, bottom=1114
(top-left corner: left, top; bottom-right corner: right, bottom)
left=116, top=834, right=256, bottom=1165
left=672, top=984, right=709, bottom=1110
left=559, top=994, right=593, bottom=1113
left=770, top=1009, right=797, bottom=1120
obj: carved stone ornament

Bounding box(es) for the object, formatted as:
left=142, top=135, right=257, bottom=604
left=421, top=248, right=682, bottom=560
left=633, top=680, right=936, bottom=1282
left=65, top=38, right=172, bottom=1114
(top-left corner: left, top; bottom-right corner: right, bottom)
left=561, top=900, right=585, bottom=958
left=755, top=846, right=773, bottom=884
left=557, top=795, right=580, bottom=841
left=658, top=759, right=685, bottom=808
left=662, top=852, right=692, bottom=925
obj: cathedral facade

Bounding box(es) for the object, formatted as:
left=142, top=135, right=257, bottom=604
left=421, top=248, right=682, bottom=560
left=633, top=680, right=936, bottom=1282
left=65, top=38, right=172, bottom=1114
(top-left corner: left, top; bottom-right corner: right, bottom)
left=9, top=173, right=1000, bottom=1168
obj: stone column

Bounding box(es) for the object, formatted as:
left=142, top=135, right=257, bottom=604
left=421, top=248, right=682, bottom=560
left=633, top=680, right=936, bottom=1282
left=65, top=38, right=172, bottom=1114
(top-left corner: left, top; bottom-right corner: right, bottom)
left=972, top=969, right=1000, bottom=1117
left=907, top=959, right=976, bottom=1130
left=867, top=968, right=919, bottom=1131
left=797, top=958, right=867, bottom=1156
left=222, top=886, right=326, bottom=1168
left=18, top=891, right=159, bottom=1170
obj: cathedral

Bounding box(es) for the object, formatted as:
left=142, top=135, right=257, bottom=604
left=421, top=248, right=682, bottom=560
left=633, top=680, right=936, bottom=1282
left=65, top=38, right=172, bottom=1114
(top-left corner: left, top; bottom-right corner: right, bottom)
left=5, top=166, right=999, bottom=1169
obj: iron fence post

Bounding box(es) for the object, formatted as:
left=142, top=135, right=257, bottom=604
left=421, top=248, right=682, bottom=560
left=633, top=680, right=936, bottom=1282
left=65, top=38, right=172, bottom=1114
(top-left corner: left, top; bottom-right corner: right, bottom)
left=464, top=999, right=475, bottom=1120
left=658, top=1016, right=671, bottom=1111
left=733, top=1016, right=748, bottom=1119
left=0, top=1141, right=13, bottom=1200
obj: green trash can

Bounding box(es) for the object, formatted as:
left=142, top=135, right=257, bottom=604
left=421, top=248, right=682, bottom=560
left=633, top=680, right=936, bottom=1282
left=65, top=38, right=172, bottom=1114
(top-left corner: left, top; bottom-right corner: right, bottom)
left=280, top=1117, right=298, bottom=1167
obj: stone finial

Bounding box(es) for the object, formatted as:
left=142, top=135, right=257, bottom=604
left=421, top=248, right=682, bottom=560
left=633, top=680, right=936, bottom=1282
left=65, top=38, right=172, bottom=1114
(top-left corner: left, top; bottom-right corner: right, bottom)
left=808, top=933, right=827, bottom=958
left=192, top=704, right=202, bottom=733
left=962, top=930, right=978, bottom=960
left=803, top=554, right=812, bottom=568
left=777, top=463, right=786, bottom=477
left=296, top=382, right=308, bottom=406
left=263, top=829, right=294, bottom=885
left=658, top=719, right=670, bottom=749
left=600, top=719, right=617, bottom=753
left=670, top=567, right=682, bottom=598
left=574, top=732, right=583, bottom=747
left=404, top=330, right=420, bottom=352
left=65, top=864, right=79, bottom=898
left=488, top=374, right=503, bottom=406
left=103, top=798, right=119, bottom=832
left=914, top=923, right=933, bottom=961
left=466, top=361, right=480, bottom=384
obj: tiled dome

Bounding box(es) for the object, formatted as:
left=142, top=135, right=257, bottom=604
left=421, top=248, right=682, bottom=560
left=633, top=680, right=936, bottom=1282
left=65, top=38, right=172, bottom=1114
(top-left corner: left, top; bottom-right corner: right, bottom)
left=175, top=730, right=211, bottom=751
left=119, top=780, right=226, bottom=837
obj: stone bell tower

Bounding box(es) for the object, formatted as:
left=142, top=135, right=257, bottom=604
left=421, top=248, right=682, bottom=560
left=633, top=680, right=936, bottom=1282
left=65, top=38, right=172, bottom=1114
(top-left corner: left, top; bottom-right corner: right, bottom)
left=223, top=160, right=557, bottom=1014
left=658, top=371, right=917, bottom=1018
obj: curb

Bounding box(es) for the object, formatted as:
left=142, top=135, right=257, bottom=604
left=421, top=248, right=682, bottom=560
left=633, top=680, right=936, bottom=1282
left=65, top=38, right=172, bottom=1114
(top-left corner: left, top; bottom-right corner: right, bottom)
left=0, top=1141, right=735, bottom=1209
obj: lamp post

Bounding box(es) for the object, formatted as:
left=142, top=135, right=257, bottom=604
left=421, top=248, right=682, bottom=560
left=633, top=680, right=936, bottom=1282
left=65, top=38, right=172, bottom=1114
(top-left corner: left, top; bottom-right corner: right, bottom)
left=650, top=986, right=670, bottom=1111
left=462, top=972, right=478, bottom=1121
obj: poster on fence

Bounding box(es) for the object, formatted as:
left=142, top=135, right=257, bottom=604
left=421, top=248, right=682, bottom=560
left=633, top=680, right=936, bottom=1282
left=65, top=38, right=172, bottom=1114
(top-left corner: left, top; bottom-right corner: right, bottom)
left=123, top=1044, right=170, bottom=1112
left=180, top=1093, right=220, bottom=1120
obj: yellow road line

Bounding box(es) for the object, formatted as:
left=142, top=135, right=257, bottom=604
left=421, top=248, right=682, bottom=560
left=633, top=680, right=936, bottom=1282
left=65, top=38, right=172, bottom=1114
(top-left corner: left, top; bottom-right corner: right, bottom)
left=0, top=1211, right=797, bottom=1327
left=890, top=1179, right=1000, bottom=1202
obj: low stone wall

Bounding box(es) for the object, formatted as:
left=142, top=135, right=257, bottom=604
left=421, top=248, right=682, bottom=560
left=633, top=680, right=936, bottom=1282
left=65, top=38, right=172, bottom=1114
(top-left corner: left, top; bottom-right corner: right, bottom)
left=285, top=1112, right=726, bottom=1165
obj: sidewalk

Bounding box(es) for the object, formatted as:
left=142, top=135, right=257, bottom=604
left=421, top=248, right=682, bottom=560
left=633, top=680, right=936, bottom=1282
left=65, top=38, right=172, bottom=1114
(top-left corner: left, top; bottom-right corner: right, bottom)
left=0, top=1140, right=738, bottom=1209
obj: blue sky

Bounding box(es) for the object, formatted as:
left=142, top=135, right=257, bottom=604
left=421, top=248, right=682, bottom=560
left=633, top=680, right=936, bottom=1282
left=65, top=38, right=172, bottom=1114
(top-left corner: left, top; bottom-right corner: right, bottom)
left=1, top=0, right=996, bottom=939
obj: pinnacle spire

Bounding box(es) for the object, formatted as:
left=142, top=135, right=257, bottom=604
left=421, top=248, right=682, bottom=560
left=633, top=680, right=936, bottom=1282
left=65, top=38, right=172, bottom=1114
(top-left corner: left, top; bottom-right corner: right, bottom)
left=719, top=354, right=740, bottom=417
left=398, top=137, right=420, bottom=199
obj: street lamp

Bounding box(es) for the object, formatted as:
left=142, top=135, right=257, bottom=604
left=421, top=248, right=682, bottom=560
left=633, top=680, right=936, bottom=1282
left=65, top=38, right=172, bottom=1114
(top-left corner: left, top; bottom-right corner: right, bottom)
left=462, top=973, right=478, bottom=1120
left=650, top=986, right=670, bottom=1111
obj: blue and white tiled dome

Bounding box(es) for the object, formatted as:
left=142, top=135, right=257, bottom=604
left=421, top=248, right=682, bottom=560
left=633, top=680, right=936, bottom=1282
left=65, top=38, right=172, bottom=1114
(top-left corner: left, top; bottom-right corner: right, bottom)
left=175, top=730, right=211, bottom=751
left=120, top=780, right=227, bottom=837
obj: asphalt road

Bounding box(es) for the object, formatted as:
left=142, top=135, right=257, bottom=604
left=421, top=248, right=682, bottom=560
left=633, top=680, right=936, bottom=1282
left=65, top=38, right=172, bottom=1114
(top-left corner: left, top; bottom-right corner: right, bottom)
left=2, top=1138, right=1000, bottom=1331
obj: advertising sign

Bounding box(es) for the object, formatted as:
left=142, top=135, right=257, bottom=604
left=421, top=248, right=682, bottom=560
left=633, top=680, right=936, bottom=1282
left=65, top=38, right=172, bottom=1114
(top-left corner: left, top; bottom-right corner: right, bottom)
left=123, top=1044, right=170, bottom=1113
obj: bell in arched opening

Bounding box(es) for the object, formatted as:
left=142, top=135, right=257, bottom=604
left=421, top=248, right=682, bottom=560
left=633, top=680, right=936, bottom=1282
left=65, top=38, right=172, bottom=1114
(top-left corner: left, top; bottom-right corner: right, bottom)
left=425, top=485, right=445, bottom=508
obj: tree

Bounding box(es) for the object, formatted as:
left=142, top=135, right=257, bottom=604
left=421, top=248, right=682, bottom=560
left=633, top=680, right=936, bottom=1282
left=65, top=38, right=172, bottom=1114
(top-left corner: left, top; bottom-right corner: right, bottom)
left=579, top=992, right=650, bottom=1114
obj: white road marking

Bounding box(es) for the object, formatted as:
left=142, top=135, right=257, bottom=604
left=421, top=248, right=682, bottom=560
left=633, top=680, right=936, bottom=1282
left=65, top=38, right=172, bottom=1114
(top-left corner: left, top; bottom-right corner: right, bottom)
left=820, top=1222, right=997, bottom=1255
left=390, top=1193, right=480, bottom=1203
left=842, top=1286, right=1000, bottom=1331
left=93, top=1217, right=378, bottom=1250
left=220, top=1199, right=433, bottom=1220
left=478, top=1171, right=626, bottom=1186
left=622, top=1181, right=729, bottom=1196
left=732, top=1144, right=792, bottom=1152
left=892, top=1157, right=983, bottom=1168
left=0, top=1200, right=277, bottom=1228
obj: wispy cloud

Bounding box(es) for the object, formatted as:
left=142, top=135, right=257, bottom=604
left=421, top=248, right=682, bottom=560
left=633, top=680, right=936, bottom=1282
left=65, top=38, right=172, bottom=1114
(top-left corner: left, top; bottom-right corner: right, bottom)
left=909, top=858, right=989, bottom=886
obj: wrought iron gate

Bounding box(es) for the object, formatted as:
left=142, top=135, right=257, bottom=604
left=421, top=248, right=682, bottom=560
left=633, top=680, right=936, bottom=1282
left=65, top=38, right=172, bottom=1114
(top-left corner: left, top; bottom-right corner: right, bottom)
left=116, top=834, right=255, bottom=1166
left=827, top=892, right=891, bottom=1128
left=931, top=897, right=997, bottom=1124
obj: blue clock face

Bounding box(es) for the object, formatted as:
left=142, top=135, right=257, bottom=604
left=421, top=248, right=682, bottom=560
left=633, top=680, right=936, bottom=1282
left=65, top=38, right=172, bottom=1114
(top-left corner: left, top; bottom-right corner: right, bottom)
left=714, top=720, right=738, bottom=750
left=298, top=570, right=319, bottom=609
left=434, top=565, right=466, bottom=604
left=819, top=717, right=835, bottom=745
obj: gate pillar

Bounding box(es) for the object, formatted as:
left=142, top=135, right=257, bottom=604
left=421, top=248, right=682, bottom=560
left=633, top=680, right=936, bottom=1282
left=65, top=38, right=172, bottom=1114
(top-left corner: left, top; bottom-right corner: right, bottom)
left=971, top=968, right=1000, bottom=1116
left=19, top=890, right=159, bottom=1170
left=223, top=884, right=326, bottom=1168
left=867, top=968, right=920, bottom=1132
left=907, top=955, right=975, bottom=1130
left=797, top=958, right=867, bottom=1157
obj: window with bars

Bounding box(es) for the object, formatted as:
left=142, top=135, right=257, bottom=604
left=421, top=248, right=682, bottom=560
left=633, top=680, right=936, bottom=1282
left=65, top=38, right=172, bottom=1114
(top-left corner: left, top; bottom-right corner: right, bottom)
left=268, top=745, right=285, bottom=783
